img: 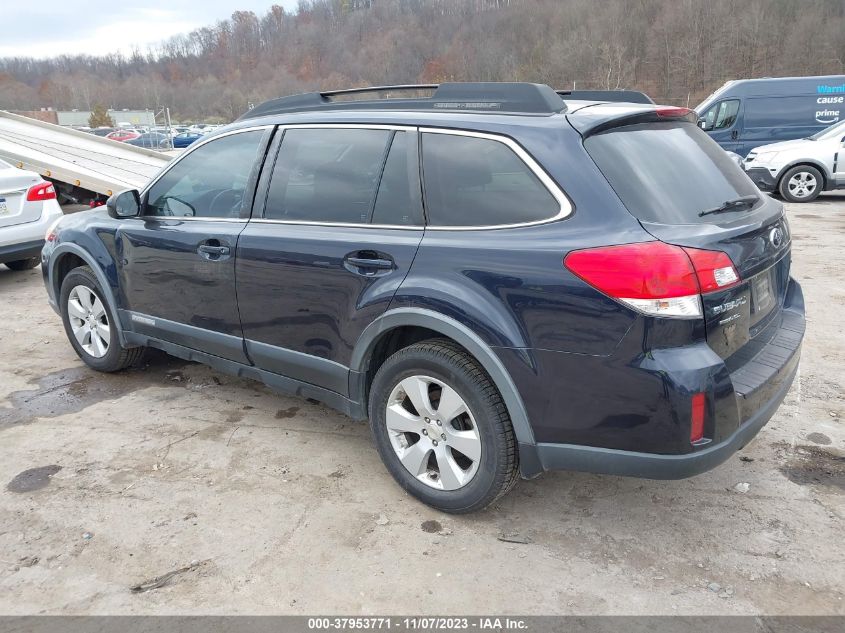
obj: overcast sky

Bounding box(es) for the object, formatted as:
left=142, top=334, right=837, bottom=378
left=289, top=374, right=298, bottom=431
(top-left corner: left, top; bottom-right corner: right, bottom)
left=0, top=1, right=301, bottom=59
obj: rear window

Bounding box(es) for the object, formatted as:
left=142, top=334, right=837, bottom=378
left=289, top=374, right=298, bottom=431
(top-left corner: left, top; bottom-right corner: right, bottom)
left=584, top=122, right=760, bottom=224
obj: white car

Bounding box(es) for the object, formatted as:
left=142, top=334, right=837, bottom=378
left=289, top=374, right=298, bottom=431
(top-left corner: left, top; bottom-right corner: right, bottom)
left=0, top=158, right=63, bottom=271
left=743, top=119, right=845, bottom=202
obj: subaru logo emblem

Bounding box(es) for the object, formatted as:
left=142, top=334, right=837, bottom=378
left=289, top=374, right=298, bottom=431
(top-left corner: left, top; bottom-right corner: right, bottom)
left=769, top=227, right=784, bottom=248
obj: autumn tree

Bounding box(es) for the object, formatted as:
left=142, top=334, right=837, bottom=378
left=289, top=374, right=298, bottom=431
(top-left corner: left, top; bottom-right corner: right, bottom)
left=87, top=104, right=115, bottom=128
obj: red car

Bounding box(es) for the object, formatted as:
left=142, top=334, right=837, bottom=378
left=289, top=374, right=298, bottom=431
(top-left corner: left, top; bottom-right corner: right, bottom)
left=106, top=129, right=141, bottom=142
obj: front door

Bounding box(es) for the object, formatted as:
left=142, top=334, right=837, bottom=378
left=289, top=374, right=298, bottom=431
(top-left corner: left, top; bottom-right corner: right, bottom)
left=116, top=127, right=271, bottom=363
left=700, top=98, right=743, bottom=154
left=236, top=126, right=425, bottom=394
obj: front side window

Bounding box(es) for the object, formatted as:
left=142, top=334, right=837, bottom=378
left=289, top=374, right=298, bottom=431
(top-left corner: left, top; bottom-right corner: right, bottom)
left=145, top=130, right=265, bottom=218
left=421, top=132, right=560, bottom=227
left=265, top=128, right=393, bottom=223
left=702, top=99, right=740, bottom=131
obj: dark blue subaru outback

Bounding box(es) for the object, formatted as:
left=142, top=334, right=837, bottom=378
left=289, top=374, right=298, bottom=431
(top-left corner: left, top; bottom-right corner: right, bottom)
left=42, top=83, right=805, bottom=513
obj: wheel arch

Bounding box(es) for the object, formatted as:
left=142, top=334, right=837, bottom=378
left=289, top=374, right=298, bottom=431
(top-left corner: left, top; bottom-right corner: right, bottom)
left=350, top=308, right=542, bottom=476
left=777, top=160, right=831, bottom=190
left=50, top=243, right=128, bottom=346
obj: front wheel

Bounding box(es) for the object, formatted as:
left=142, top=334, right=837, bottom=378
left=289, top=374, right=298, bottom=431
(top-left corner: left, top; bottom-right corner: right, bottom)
left=60, top=266, right=145, bottom=372
left=778, top=165, right=823, bottom=202
left=368, top=339, right=519, bottom=513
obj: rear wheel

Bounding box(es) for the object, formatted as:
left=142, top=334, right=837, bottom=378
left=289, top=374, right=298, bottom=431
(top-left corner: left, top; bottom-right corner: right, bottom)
left=779, top=165, right=823, bottom=202
left=368, top=339, right=519, bottom=513
left=5, top=257, right=40, bottom=271
left=60, top=266, right=144, bottom=372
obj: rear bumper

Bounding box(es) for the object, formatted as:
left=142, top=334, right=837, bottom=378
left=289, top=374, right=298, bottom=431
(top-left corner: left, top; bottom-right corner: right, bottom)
left=521, top=277, right=805, bottom=479
left=745, top=166, right=778, bottom=192
left=0, top=199, right=62, bottom=263
left=535, top=349, right=798, bottom=479
left=0, top=239, right=44, bottom=264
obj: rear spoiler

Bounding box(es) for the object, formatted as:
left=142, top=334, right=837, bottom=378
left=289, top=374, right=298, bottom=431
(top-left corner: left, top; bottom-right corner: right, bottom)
left=566, top=104, right=696, bottom=137
left=556, top=89, right=654, bottom=105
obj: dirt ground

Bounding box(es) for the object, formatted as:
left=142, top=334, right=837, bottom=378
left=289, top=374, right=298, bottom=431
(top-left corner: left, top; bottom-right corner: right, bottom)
left=0, top=195, right=843, bottom=616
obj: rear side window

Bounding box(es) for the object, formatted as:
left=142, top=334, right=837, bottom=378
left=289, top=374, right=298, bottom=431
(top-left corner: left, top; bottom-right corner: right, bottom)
left=265, top=128, right=391, bottom=223
left=421, top=132, right=560, bottom=227
left=585, top=122, right=760, bottom=224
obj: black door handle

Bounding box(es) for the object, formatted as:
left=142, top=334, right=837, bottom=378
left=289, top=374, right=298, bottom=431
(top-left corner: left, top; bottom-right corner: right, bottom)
left=731, top=130, right=739, bottom=140
left=345, top=256, right=393, bottom=269
left=343, top=251, right=395, bottom=276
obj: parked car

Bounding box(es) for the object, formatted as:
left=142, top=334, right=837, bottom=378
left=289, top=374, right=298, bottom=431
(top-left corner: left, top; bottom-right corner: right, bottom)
left=743, top=119, right=845, bottom=202
left=172, top=131, right=204, bottom=148
left=695, top=74, right=845, bottom=157
left=126, top=132, right=172, bottom=150
left=42, top=83, right=804, bottom=513
left=106, top=129, right=141, bottom=142
left=89, top=127, right=116, bottom=137
left=189, top=123, right=216, bottom=133
left=0, top=158, right=63, bottom=271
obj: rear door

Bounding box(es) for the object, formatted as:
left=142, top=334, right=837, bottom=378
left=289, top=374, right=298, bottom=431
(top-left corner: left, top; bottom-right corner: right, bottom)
left=117, top=127, right=271, bottom=362
left=236, top=126, right=424, bottom=394
left=0, top=162, right=41, bottom=229
left=584, top=120, right=790, bottom=360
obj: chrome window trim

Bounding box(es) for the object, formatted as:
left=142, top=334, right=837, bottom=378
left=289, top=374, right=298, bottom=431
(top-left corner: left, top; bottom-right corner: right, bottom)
left=138, top=125, right=273, bottom=221
left=137, top=123, right=573, bottom=230
left=278, top=123, right=418, bottom=132
left=418, top=126, right=573, bottom=231
left=249, top=218, right=423, bottom=231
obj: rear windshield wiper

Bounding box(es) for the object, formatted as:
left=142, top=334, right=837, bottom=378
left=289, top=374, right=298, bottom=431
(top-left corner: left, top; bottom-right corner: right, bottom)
left=698, top=195, right=759, bottom=217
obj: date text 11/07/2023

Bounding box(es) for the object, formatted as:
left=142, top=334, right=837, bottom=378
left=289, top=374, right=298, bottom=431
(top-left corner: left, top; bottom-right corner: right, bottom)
left=307, top=617, right=529, bottom=630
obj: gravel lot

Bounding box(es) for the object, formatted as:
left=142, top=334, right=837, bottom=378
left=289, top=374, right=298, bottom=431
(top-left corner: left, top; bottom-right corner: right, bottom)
left=0, top=195, right=843, bottom=615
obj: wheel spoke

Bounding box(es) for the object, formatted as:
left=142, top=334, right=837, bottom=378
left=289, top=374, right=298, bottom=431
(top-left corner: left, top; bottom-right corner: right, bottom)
left=67, top=298, right=87, bottom=320
left=91, top=297, right=107, bottom=320
left=76, top=286, right=93, bottom=308
left=435, top=449, right=467, bottom=490
left=399, top=376, right=435, bottom=418
left=385, top=403, right=422, bottom=434
left=91, top=330, right=107, bottom=357
left=95, top=322, right=111, bottom=343
left=445, top=429, right=482, bottom=462
left=72, top=324, right=89, bottom=346
left=435, top=384, right=467, bottom=423
left=398, top=441, right=430, bottom=477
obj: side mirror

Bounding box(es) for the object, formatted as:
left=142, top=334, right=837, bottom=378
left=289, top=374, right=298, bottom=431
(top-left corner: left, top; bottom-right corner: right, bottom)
left=106, top=189, right=141, bottom=218
left=698, top=119, right=708, bottom=130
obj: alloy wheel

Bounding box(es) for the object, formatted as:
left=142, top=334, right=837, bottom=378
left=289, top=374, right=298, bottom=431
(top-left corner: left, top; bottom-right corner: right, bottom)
left=787, top=171, right=817, bottom=199
left=67, top=285, right=110, bottom=358
left=385, top=375, right=482, bottom=491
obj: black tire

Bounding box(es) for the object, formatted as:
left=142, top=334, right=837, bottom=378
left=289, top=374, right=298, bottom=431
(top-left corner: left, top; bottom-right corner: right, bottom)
left=368, top=338, right=519, bottom=513
left=5, top=257, right=40, bottom=271
left=59, top=265, right=145, bottom=372
left=778, top=165, right=823, bottom=203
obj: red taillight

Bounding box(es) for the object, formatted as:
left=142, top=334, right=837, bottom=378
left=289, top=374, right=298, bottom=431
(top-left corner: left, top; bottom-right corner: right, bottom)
left=564, top=242, right=698, bottom=299
left=564, top=242, right=741, bottom=319
left=655, top=106, right=693, bottom=118
left=682, top=247, right=740, bottom=292
left=690, top=392, right=706, bottom=443
left=26, top=181, right=56, bottom=202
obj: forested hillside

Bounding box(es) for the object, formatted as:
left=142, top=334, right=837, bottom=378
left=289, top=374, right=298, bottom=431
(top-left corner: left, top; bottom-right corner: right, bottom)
left=1, top=0, right=844, bottom=122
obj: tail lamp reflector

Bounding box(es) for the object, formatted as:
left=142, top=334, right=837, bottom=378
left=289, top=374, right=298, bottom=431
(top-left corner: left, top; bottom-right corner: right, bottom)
left=690, top=392, right=706, bottom=443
